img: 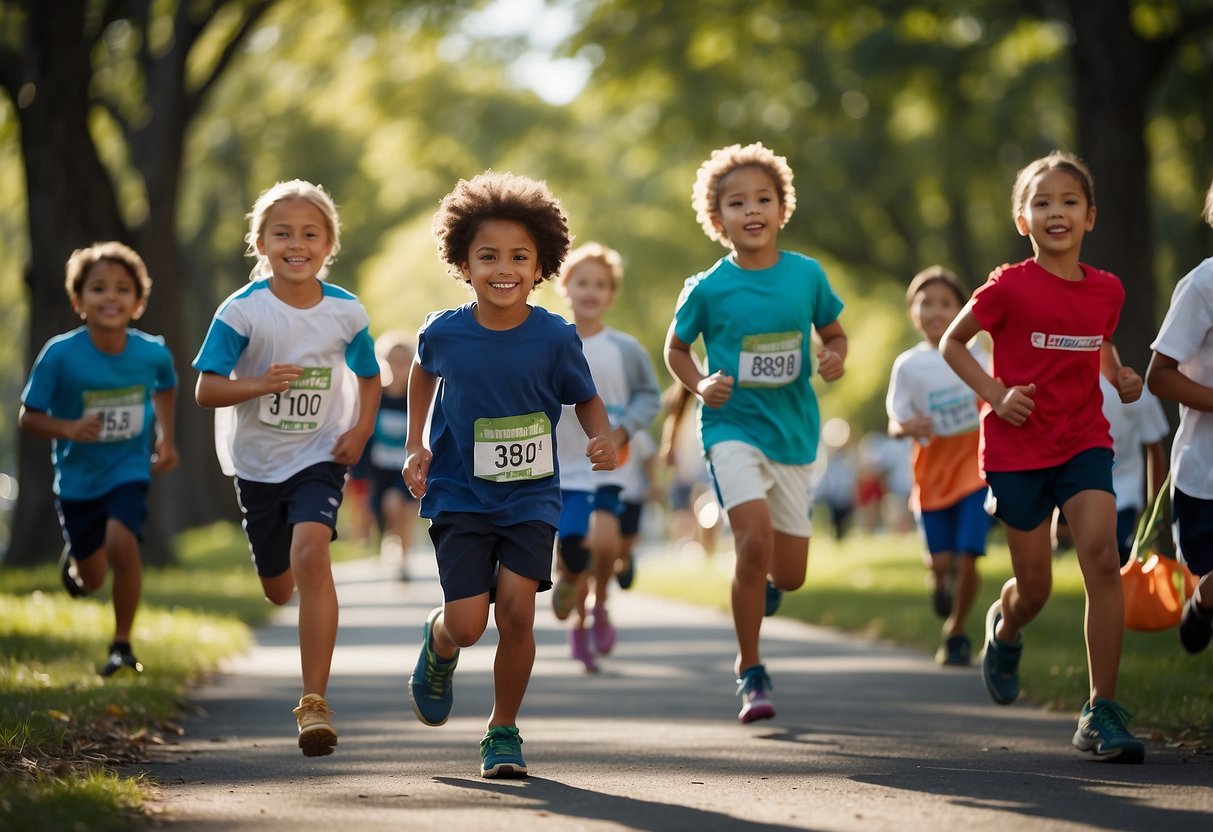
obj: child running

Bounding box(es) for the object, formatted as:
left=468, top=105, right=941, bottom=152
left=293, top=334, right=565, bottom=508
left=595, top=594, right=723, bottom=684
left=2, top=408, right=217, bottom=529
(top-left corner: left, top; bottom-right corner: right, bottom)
left=19, top=242, right=178, bottom=676
left=404, top=172, right=616, bottom=778
left=193, top=180, right=381, bottom=757
left=664, top=142, right=847, bottom=723
left=551, top=242, right=661, bottom=672
left=1145, top=174, right=1213, bottom=655
left=886, top=266, right=991, bottom=667
left=941, top=150, right=1146, bottom=762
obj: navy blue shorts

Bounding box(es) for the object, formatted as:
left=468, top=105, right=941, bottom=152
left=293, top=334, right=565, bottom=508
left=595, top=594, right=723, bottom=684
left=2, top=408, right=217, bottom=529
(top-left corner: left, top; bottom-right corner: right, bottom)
left=984, top=447, right=1113, bottom=532
left=918, top=487, right=992, bottom=556
left=620, top=501, right=644, bottom=537
left=428, top=513, right=555, bottom=602
left=1172, top=487, right=1213, bottom=576
left=57, top=481, right=149, bottom=561
left=234, top=462, right=346, bottom=578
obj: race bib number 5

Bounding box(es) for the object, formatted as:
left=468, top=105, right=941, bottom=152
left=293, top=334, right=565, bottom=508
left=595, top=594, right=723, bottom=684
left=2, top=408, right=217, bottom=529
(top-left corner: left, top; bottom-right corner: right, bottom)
left=473, top=412, right=554, bottom=482
left=259, top=367, right=333, bottom=433
left=82, top=385, right=146, bottom=442
left=738, top=331, right=803, bottom=388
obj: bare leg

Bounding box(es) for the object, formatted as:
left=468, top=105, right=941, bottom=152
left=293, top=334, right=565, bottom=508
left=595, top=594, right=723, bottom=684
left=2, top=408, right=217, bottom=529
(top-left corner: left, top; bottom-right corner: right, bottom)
left=488, top=568, right=539, bottom=728
left=996, top=519, right=1054, bottom=642
left=729, top=499, right=773, bottom=673
left=1062, top=489, right=1123, bottom=703
left=104, top=519, right=142, bottom=642
left=946, top=554, right=980, bottom=638
left=291, top=522, right=339, bottom=697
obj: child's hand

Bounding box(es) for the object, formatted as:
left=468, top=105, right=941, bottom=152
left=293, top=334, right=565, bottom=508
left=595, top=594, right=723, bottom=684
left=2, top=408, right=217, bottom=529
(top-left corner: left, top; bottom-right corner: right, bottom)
left=817, top=348, right=845, bottom=382
left=1116, top=367, right=1143, bottom=404
left=993, top=379, right=1036, bottom=426
left=404, top=449, right=431, bottom=498
left=697, top=371, right=734, bottom=408
left=151, top=439, right=180, bottom=473
left=259, top=363, right=304, bottom=395
left=331, top=428, right=369, bottom=466
left=586, top=435, right=617, bottom=471
left=902, top=414, right=934, bottom=444
left=67, top=412, right=103, bottom=443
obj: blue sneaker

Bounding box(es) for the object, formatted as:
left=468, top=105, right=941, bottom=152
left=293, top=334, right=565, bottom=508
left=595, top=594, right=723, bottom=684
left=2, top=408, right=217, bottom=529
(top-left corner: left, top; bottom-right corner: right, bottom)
left=736, top=664, right=776, bottom=723
left=764, top=580, right=783, bottom=617
left=935, top=634, right=972, bottom=667
left=981, top=600, right=1022, bottom=705
left=408, top=608, right=459, bottom=726
left=480, top=725, right=528, bottom=778
left=1072, top=699, right=1145, bottom=763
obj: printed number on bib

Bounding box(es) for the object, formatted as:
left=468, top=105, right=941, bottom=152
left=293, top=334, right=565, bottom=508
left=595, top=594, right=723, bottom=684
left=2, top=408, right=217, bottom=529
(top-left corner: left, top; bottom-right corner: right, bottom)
left=473, top=413, right=554, bottom=482
left=259, top=367, right=333, bottom=433
left=83, top=385, right=145, bottom=442
left=739, top=331, right=803, bottom=388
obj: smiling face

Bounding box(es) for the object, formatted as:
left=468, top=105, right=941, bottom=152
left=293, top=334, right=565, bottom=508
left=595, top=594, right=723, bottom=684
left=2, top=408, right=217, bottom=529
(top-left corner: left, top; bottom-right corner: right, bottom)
left=73, top=259, right=144, bottom=331
left=460, top=218, right=542, bottom=329
left=256, top=197, right=334, bottom=295
left=711, top=165, right=786, bottom=267
left=909, top=280, right=963, bottom=346
left=1014, top=167, right=1096, bottom=271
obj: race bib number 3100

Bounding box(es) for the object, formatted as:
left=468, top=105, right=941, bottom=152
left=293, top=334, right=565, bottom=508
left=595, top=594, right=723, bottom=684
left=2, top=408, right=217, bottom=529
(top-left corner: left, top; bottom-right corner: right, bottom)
left=738, top=331, right=803, bottom=388
left=473, top=412, right=554, bottom=482
left=259, top=367, right=333, bottom=433
left=83, top=385, right=146, bottom=442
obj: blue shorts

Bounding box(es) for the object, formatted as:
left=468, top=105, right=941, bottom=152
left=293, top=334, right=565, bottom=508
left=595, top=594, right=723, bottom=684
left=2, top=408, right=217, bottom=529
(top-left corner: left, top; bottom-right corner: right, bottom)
left=620, top=501, right=643, bottom=537
left=234, top=462, right=346, bottom=578
left=1172, top=487, right=1213, bottom=577
left=57, top=481, right=149, bottom=561
left=428, top=513, right=555, bottom=602
left=558, top=490, right=595, bottom=541
left=984, top=447, right=1113, bottom=532
left=918, top=487, right=992, bottom=557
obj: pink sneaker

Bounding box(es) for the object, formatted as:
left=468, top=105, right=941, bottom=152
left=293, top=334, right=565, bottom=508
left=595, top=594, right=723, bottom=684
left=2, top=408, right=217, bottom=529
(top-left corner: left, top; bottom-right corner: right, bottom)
left=736, top=664, right=776, bottom=723
left=569, top=626, right=599, bottom=673
left=591, top=605, right=616, bottom=655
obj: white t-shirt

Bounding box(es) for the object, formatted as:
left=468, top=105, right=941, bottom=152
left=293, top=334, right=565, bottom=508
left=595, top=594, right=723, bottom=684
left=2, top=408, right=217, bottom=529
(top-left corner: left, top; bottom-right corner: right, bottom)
left=1151, top=257, right=1213, bottom=498
left=1099, top=375, right=1169, bottom=511
left=886, top=341, right=986, bottom=439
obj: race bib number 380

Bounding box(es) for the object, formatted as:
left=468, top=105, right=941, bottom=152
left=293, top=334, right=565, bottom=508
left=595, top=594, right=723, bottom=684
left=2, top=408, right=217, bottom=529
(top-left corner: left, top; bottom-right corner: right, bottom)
left=473, top=412, right=554, bottom=482
left=738, top=331, right=803, bottom=388
left=82, top=385, right=146, bottom=442
left=259, top=367, right=333, bottom=433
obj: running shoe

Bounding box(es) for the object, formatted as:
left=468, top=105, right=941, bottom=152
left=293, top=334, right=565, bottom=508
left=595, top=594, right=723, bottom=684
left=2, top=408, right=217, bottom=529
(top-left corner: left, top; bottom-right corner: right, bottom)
left=99, top=642, right=143, bottom=677
left=551, top=578, right=576, bottom=621
left=736, top=664, right=776, bottom=723
left=292, top=693, right=338, bottom=757
left=480, top=725, right=527, bottom=778
left=764, top=580, right=783, bottom=617
left=1179, top=596, right=1213, bottom=655
left=616, top=556, right=635, bottom=590
left=590, top=604, right=616, bottom=654
left=981, top=600, right=1022, bottom=705
left=60, top=546, right=88, bottom=598
left=931, top=586, right=953, bottom=619
left=569, top=626, right=599, bottom=673
left=408, top=607, right=459, bottom=726
left=935, top=634, right=972, bottom=667
left=1072, top=699, right=1145, bottom=763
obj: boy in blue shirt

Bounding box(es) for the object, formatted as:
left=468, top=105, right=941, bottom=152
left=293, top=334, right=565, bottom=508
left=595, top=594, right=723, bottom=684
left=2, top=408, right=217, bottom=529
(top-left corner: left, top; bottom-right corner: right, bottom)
left=20, top=241, right=179, bottom=677
left=665, top=143, right=847, bottom=723
left=404, top=171, right=616, bottom=778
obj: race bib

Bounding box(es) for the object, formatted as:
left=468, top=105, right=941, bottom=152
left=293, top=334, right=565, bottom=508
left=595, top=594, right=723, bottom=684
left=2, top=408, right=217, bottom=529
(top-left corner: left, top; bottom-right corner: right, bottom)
left=473, top=412, right=554, bottom=482
left=83, top=385, right=145, bottom=442
left=738, top=331, right=803, bottom=388
left=928, top=386, right=980, bottom=437
left=258, top=367, right=333, bottom=433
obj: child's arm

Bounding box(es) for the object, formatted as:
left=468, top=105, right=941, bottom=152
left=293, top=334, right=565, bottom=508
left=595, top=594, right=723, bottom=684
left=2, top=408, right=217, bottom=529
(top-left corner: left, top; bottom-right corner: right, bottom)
left=332, top=373, right=381, bottom=467
left=888, top=414, right=933, bottom=443
left=1146, top=350, right=1213, bottom=411
left=664, top=322, right=733, bottom=408
left=815, top=320, right=847, bottom=382
left=403, top=358, right=438, bottom=498
left=575, top=394, right=618, bottom=471
left=1101, top=341, right=1142, bottom=404
left=17, top=406, right=102, bottom=442
left=941, top=303, right=1036, bottom=426
left=195, top=364, right=305, bottom=408
left=150, top=387, right=179, bottom=473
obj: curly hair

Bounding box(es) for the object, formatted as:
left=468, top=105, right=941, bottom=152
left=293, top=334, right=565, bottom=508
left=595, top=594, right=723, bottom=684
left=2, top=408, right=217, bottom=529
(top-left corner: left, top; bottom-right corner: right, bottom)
left=1204, top=176, right=1213, bottom=229
left=905, top=264, right=967, bottom=308
left=64, top=241, right=152, bottom=303
left=691, top=142, right=796, bottom=246
left=245, top=180, right=342, bottom=280
left=432, top=171, right=571, bottom=286
left=558, top=241, right=623, bottom=293
left=1011, top=150, right=1095, bottom=219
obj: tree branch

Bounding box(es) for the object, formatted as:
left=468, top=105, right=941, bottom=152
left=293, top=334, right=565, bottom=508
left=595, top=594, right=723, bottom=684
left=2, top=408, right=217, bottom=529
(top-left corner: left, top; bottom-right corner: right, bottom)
left=185, top=0, right=276, bottom=119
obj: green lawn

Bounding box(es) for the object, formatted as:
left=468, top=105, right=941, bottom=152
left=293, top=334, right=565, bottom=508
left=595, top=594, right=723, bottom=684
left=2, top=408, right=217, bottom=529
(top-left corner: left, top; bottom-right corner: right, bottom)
left=634, top=529, right=1213, bottom=746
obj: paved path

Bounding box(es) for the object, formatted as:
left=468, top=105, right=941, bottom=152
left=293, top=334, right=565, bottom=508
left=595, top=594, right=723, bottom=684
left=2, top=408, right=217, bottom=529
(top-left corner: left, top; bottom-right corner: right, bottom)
left=143, top=547, right=1213, bottom=831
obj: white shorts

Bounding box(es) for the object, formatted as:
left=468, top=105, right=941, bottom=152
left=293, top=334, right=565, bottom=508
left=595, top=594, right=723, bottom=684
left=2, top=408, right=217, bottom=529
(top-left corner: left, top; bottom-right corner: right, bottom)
left=707, top=440, right=815, bottom=538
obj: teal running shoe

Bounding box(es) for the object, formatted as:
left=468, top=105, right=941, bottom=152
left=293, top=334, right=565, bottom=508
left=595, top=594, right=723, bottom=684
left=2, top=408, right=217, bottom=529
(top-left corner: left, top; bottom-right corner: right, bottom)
left=935, top=634, right=972, bottom=667
left=480, top=725, right=528, bottom=778
left=1072, top=699, right=1145, bottom=763
left=408, top=608, right=459, bottom=726
left=764, top=580, right=783, bottom=617
left=736, top=664, right=775, bottom=723
left=981, top=600, right=1022, bottom=705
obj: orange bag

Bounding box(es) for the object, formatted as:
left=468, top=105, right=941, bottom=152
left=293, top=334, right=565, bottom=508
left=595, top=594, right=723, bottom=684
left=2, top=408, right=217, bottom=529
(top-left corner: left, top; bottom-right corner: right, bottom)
left=1121, top=474, right=1198, bottom=632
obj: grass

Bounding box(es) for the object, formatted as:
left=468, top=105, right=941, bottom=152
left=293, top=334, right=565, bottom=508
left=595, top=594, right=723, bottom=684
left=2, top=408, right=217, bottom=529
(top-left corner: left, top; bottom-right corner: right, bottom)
left=0, top=520, right=373, bottom=831
left=634, top=528, right=1213, bottom=747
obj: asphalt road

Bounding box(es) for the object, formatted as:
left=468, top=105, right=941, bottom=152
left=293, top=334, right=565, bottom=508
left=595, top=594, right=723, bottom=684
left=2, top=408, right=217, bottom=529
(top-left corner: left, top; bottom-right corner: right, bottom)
left=141, top=546, right=1213, bottom=831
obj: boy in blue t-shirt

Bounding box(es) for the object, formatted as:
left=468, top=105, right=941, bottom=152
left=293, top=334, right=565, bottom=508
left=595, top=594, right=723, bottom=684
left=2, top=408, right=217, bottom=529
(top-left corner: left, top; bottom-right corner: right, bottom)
left=664, top=142, right=847, bottom=723
left=20, top=241, right=178, bottom=677
left=404, top=171, right=616, bottom=779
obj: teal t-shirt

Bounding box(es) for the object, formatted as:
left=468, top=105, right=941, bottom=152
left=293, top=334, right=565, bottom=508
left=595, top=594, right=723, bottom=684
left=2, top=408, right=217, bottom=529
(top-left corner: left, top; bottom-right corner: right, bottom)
left=672, top=251, right=844, bottom=464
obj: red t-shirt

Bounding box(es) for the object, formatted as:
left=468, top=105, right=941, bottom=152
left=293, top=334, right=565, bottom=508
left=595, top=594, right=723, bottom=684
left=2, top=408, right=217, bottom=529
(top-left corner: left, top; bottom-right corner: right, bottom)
left=970, top=258, right=1122, bottom=473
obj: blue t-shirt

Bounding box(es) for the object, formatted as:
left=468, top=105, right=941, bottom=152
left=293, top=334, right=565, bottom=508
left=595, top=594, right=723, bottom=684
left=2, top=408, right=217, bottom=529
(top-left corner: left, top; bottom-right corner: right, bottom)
left=21, top=327, right=177, bottom=500
left=417, top=304, right=597, bottom=527
left=672, top=251, right=844, bottom=464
